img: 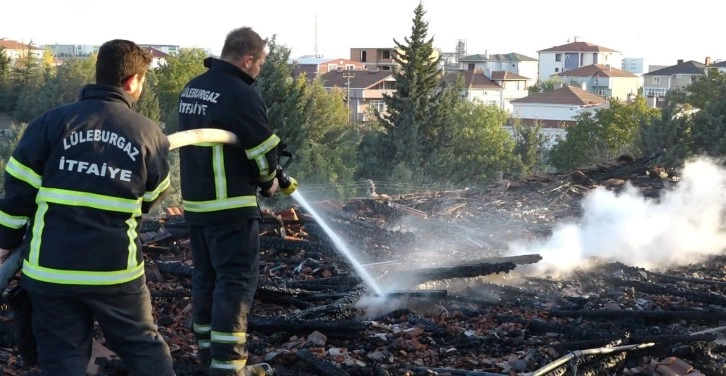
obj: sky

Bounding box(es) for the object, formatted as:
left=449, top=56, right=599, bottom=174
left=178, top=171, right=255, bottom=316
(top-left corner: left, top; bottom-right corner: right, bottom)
left=2, top=0, right=723, bottom=67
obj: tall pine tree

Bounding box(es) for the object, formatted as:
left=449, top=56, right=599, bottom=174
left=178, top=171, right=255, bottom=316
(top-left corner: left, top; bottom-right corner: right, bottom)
left=375, top=2, right=441, bottom=177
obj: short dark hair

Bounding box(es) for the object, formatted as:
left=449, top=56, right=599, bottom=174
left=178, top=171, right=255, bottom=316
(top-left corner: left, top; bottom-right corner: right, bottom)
left=96, top=39, right=153, bottom=87
left=220, top=27, right=268, bottom=62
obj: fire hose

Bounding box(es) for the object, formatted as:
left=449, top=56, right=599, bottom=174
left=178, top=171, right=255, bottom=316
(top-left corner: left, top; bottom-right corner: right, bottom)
left=0, top=128, right=297, bottom=292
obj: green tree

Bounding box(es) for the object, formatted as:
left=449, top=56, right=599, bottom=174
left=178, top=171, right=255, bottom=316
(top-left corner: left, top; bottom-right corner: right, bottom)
left=136, top=69, right=162, bottom=123
left=529, top=77, right=559, bottom=94
left=511, top=119, right=548, bottom=177
left=0, top=46, right=12, bottom=112
left=375, top=2, right=441, bottom=174
left=438, top=101, right=514, bottom=184
left=155, top=48, right=209, bottom=133
left=549, top=97, right=658, bottom=171
left=11, top=44, right=46, bottom=122
left=256, top=38, right=357, bottom=200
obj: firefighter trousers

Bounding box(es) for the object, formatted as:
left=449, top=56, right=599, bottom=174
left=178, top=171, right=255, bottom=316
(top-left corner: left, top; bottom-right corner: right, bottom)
left=188, top=219, right=260, bottom=375
left=26, top=280, right=175, bottom=376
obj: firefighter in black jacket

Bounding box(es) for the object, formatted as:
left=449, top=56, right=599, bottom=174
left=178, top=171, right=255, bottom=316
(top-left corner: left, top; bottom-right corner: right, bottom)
left=178, top=27, right=277, bottom=376
left=0, top=40, right=175, bottom=375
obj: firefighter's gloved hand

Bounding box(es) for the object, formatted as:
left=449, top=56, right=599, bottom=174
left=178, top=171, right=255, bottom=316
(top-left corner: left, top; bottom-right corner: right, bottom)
left=259, top=178, right=279, bottom=198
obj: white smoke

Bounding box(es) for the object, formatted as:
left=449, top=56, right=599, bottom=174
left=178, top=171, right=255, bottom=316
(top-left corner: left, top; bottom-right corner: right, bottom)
left=508, top=157, right=726, bottom=278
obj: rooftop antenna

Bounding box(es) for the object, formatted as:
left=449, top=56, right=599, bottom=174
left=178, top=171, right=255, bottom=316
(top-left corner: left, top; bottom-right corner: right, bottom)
left=314, top=14, right=319, bottom=58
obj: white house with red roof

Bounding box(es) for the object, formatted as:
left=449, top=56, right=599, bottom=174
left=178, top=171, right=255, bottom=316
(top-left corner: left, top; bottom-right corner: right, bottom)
left=554, top=64, right=640, bottom=101
left=537, top=40, right=623, bottom=81
left=0, top=39, right=44, bottom=64
left=440, top=69, right=530, bottom=112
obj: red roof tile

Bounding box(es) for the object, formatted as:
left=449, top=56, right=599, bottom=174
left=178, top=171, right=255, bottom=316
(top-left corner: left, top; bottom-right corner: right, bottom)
left=0, top=39, right=43, bottom=50
left=557, top=64, right=637, bottom=78
left=511, top=85, right=607, bottom=106
left=441, top=70, right=502, bottom=90
left=538, top=41, right=619, bottom=53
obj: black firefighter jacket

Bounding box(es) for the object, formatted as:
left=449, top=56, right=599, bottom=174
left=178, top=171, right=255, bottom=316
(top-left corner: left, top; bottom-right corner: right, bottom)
left=0, top=84, right=171, bottom=292
left=178, top=57, right=280, bottom=225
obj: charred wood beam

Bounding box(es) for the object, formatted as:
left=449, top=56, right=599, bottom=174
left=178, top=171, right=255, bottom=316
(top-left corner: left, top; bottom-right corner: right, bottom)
left=647, top=270, right=726, bottom=287
left=260, top=236, right=337, bottom=255
left=584, top=150, right=664, bottom=181
left=606, top=278, right=726, bottom=306
left=293, top=285, right=367, bottom=320
left=549, top=333, right=718, bottom=352
left=296, top=349, right=351, bottom=376
left=495, top=316, right=611, bottom=340
left=154, top=261, right=193, bottom=276
left=550, top=309, right=726, bottom=322
left=284, top=275, right=362, bottom=290
left=248, top=317, right=367, bottom=337
left=392, top=261, right=518, bottom=285
left=385, top=290, right=447, bottom=299
left=411, top=368, right=507, bottom=376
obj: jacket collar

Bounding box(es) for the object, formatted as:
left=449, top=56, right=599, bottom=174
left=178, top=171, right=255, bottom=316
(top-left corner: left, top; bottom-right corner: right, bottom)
left=79, top=84, right=134, bottom=108
left=204, top=57, right=255, bottom=85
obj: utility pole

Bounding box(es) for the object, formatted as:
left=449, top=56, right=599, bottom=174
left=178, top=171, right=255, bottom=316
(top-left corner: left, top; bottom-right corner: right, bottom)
left=342, top=71, right=356, bottom=122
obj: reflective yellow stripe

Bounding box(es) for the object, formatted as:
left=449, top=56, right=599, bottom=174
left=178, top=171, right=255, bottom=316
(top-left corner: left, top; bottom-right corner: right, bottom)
left=198, top=340, right=211, bottom=349
left=26, top=187, right=144, bottom=285
left=194, top=323, right=212, bottom=333
left=6, top=157, right=41, bottom=188
left=245, top=134, right=279, bottom=160
left=143, top=174, right=170, bottom=202
left=254, top=155, right=271, bottom=180
left=183, top=196, right=257, bottom=212
left=22, top=259, right=145, bottom=285
left=38, top=187, right=142, bottom=214
left=212, top=145, right=227, bottom=198
left=257, top=169, right=276, bottom=183
left=210, top=359, right=246, bottom=370
left=0, top=210, right=29, bottom=229
left=28, top=201, right=48, bottom=264
left=211, top=331, right=247, bottom=344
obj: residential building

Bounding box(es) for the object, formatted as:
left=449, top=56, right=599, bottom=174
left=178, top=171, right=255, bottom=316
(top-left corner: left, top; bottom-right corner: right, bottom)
left=349, top=48, right=398, bottom=71
left=537, top=40, right=622, bottom=81
left=0, top=39, right=44, bottom=63
left=554, top=64, right=640, bottom=101
left=711, top=60, right=726, bottom=73
left=144, top=47, right=169, bottom=69
left=318, top=69, right=396, bottom=122
left=139, top=44, right=179, bottom=55
left=642, top=59, right=707, bottom=99
left=458, top=52, right=538, bottom=86
left=440, top=69, right=529, bottom=112
left=349, top=47, right=440, bottom=71
left=43, top=43, right=98, bottom=57
left=621, top=58, right=644, bottom=75
left=510, top=85, right=608, bottom=145
left=290, top=56, right=364, bottom=79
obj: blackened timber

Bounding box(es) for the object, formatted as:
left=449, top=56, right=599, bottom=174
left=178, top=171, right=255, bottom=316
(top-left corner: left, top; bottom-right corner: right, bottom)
left=549, top=333, right=718, bottom=352
left=295, top=284, right=367, bottom=320
left=260, top=236, right=337, bottom=255
left=550, top=309, right=726, bottom=322
left=393, top=261, right=518, bottom=284
left=284, top=275, right=362, bottom=290
left=296, top=349, right=351, bottom=376
left=155, top=261, right=193, bottom=277
left=248, top=317, right=367, bottom=336
left=606, top=278, right=726, bottom=306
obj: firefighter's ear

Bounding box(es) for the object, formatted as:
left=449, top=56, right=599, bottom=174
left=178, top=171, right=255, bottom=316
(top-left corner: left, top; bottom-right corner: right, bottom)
left=123, top=74, right=142, bottom=93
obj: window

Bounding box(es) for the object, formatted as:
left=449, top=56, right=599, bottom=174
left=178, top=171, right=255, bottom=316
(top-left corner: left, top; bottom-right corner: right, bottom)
left=555, top=54, right=562, bottom=62
left=645, top=88, right=668, bottom=97
left=555, top=68, right=559, bottom=72
left=360, top=51, right=367, bottom=62
left=597, top=89, right=606, bottom=96
left=653, top=77, right=661, bottom=84
left=328, top=64, right=338, bottom=71
left=345, top=64, right=355, bottom=70
left=381, top=50, right=391, bottom=59
left=370, top=100, right=385, bottom=113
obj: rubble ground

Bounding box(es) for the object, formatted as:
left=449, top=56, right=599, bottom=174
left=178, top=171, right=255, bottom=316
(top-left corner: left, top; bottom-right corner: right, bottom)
left=2, top=155, right=725, bottom=375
